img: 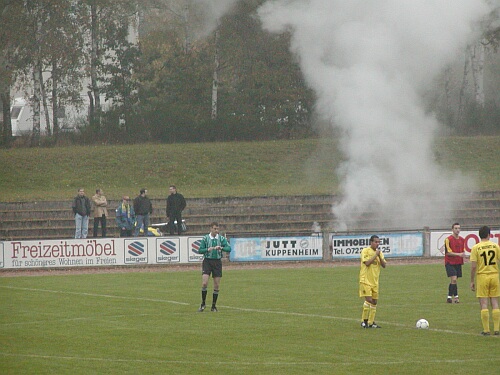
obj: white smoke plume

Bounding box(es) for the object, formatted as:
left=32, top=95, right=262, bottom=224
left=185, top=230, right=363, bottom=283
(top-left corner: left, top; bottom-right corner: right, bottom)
left=258, top=0, right=492, bottom=231
left=191, top=0, right=238, bottom=37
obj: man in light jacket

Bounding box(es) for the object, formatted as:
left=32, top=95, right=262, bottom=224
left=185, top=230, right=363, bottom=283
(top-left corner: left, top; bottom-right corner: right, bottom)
left=92, top=188, right=108, bottom=237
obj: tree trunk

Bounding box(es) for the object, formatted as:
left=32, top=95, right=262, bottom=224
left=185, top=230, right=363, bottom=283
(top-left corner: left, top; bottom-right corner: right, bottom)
left=39, top=64, right=51, bottom=136
left=183, top=4, right=191, bottom=54
left=52, top=59, right=59, bottom=140
left=1, top=91, right=13, bottom=147
left=457, top=45, right=471, bottom=127
left=443, top=65, right=453, bottom=125
left=31, top=63, right=41, bottom=146
left=0, top=50, right=13, bottom=146
left=88, top=90, right=95, bottom=129
left=90, top=3, right=101, bottom=133
left=211, top=26, right=220, bottom=120
left=470, top=41, right=485, bottom=107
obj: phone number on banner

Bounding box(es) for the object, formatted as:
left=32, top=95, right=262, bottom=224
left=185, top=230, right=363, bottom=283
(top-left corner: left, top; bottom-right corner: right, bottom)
left=330, top=232, right=424, bottom=259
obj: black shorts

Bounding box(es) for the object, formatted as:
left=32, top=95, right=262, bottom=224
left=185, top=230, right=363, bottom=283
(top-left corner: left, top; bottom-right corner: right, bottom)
left=445, top=263, right=462, bottom=278
left=202, top=258, right=223, bottom=278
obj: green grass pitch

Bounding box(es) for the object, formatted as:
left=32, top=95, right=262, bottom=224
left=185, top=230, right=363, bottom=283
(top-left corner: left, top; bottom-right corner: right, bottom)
left=1, top=262, right=499, bottom=374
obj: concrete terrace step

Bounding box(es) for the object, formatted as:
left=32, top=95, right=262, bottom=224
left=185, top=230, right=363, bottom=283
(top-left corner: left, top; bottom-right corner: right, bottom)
left=4, top=211, right=500, bottom=241
left=0, top=217, right=332, bottom=231
left=3, top=202, right=498, bottom=222
left=4, top=229, right=317, bottom=241
left=1, top=193, right=500, bottom=241
left=0, top=195, right=335, bottom=210
left=1, top=194, right=499, bottom=214
left=0, top=203, right=335, bottom=220
left=1, top=190, right=499, bottom=209
left=0, top=212, right=335, bottom=230
left=0, top=217, right=333, bottom=234
left=0, top=220, right=329, bottom=240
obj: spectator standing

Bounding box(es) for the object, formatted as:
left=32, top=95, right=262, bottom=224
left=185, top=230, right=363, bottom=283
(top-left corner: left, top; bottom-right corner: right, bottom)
left=166, top=185, right=186, bottom=235
left=470, top=226, right=500, bottom=336
left=115, top=196, right=135, bottom=237
left=359, top=235, right=387, bottom=328
left=92, top=188, right=108, bottom=237
left=72, top=188, right=91, bottom=239
left=444, top=222, right=466, bottom=303
left=133, top=188, right=153, bottom=237
left=197, top=222, right=231, bottom=312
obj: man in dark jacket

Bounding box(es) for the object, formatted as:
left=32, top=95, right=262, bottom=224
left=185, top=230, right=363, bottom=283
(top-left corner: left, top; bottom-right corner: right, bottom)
left=72, top=188, right=91, bottom=239
left=166, top=185, right=186, bottom=235
left=133, top=188, right=153, bottom=236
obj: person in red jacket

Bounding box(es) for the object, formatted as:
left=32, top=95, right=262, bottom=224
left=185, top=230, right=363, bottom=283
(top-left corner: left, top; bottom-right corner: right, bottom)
left=444, top=222, right=466, bottom=303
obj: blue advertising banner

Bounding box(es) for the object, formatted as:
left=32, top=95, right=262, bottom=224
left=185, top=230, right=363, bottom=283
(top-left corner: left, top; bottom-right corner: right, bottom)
left=330, top=232, right=424, bottom=259
left=230, top=236, right=323, bottom=262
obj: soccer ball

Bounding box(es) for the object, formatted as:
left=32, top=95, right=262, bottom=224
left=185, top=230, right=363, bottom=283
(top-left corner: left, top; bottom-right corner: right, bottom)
left=416, top=319, right=429, bottom=329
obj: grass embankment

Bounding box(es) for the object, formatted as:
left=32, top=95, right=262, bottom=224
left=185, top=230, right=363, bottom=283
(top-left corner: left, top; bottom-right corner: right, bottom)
left=0, top=136, right=499, bottom=202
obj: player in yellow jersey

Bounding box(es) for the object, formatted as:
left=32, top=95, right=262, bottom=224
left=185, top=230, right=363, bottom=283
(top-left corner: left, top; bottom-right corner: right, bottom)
left=470, top=226, right=500, bottom=336
left=359, top=235, right=387, bottom=328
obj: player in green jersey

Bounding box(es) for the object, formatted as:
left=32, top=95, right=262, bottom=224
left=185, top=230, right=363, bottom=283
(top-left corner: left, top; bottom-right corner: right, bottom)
left=197, top=222, right=231, bottom=312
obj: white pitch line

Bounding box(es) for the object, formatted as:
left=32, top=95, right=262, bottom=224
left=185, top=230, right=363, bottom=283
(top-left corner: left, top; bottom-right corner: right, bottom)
left=217, top=304, right=486, bottom=336
left=0, top=285, right=487, bottom=336
left=0, top=285, right=188, bottom=305
left=0, top=352, right=497, bottom=367
left=1, top=314, right=154, bottom=326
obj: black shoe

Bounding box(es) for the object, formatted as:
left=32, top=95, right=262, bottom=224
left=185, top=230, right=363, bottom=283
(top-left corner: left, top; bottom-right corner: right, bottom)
left=369, top=323, right=381, bottom=328
left=198, top=304, right=206, bottom=312
left=446, top=297, right=452, bottom=303
left=480, top=331, right=490, bottom=336
left=494, top=331, right=500, bottom=336
left=361, top=321, right=368, bottom=329
left=211, top=306, right=218, bottom=312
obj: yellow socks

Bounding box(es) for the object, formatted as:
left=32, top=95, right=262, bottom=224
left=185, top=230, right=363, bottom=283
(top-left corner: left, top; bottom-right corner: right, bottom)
left=481, top=309, right=490, bottom=333
left=492, top=309, right=500, bottom=333
left=362, top=301, right=370, bottom=322
left=368, top=303, right=377, bottom=325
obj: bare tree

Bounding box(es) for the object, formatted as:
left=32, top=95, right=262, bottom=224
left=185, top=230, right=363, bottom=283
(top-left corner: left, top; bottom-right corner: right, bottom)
left=470, top=40, right=486, bottom=107
left=89, top=1, right=102, bottom=133
left=457, top=45, right=471, bottom=126
left=211, top=24, right=220, bottom=120
left=26, top=1, right=42, bottom=145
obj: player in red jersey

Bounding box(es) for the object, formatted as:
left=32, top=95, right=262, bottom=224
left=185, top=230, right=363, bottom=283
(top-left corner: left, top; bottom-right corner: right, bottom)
left=444, top=222, right=466, bottom=303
